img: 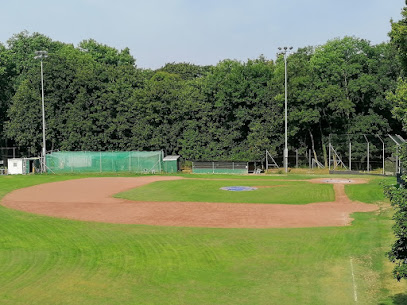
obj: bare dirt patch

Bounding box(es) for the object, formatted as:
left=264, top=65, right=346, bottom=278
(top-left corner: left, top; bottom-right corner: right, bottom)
left=309, top=178, right=369, bottom=185
left=1, top=176, right=378, bottom=228
left=253, top=185, right=287, bottom=188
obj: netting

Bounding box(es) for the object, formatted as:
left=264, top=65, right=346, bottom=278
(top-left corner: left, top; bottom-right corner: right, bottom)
left=46, top=151, right=164, bottom=173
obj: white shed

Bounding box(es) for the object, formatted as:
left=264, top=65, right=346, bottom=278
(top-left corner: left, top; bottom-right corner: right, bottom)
left=7, top=158, right=28, bottom=175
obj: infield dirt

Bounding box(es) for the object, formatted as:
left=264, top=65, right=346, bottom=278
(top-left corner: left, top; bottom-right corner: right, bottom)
left=1, top=176, right=377, bottom=228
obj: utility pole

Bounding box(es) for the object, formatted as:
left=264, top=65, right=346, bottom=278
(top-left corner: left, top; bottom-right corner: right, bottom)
left=278, top=46, right=293, bottom=173
left=34, top=50, right=48, bottom=173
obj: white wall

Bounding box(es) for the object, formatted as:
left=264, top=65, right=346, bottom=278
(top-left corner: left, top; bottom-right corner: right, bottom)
left=7, top=158, right=24, bottom=175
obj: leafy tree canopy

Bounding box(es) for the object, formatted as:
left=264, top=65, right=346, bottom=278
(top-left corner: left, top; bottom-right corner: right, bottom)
left=0, top=31, right=403, bottom=163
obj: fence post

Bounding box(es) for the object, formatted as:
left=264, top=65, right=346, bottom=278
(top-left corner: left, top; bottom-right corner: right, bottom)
left=383, top=141, right=385, bottom=175
left=363, top=135, right=370, bottom=173
left=328, top=143, right=331, bottom=171
left=100, top=152, right=102, bottom=172
left=159, top=152, right=162, bottom=173
left=112, top=153, right=114, bottom=172
left=295, top=149, right=298, bottom=168
left=265, top=151, right=268, bottom=170
left=367, top=141, right=370, bottom=172
left=396, top=147, right=399, bottom=175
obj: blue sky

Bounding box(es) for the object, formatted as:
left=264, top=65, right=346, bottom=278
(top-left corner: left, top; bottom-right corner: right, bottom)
left=0, top=0, right=404, bottom=69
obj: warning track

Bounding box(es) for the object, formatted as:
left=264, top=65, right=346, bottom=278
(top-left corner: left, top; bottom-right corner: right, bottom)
left=1, top=176, right=378, bottom=228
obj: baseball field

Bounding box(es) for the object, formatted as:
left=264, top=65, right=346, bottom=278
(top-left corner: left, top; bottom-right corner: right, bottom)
left=0, top=173, right=406, bottom=304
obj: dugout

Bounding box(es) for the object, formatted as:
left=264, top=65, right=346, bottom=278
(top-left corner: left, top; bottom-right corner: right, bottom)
left=192, top=161, right=248, bottom=174
left=163, top=155, right=180, bottom=173
left=7, top=157, right=40, bottom=175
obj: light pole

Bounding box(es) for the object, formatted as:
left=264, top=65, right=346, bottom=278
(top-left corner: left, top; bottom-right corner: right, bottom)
left=34, top=50, right=48, bottom=173
left=278, top=46, right=293, bottom=173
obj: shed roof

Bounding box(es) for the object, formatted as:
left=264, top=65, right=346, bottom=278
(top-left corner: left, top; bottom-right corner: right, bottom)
left=163, top=155, right=180, bottom=161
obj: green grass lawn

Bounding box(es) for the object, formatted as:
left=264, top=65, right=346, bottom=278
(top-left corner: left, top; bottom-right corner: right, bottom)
left=115, top=179, right=335, bottom=204
left=0, top=174, right=406, bottom=304
left=345, top=177, right=388, bottom=203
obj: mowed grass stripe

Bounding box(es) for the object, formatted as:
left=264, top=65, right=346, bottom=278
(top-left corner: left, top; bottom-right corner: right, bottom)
left=345, top=177, right=387, bottom=203
left=116, top=179, right=335, bottom=204
left=0, top=220, right=364, bottom=304
left=0, top=174, right=406, bottom=304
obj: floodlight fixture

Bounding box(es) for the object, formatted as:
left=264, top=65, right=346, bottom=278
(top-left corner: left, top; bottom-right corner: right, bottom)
left=34, top=50, right=48, bottom=59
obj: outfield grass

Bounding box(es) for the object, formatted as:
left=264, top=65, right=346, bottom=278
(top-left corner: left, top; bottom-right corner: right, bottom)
left=345, top=177, right=388, bottom=203
left=115, top=179, right=335, bottom=204
left=0, top=174, right=406, bottom=304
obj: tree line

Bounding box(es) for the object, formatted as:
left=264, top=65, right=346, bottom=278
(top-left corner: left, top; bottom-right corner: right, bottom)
left=0, top=31, right=403, bottom=164
left=383, top=3, right=407, bottom=281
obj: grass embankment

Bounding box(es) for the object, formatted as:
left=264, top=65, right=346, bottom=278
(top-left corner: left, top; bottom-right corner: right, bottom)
left=116, top=179, right=335, bottom=204
left=0, top=174, right=406, bottom=304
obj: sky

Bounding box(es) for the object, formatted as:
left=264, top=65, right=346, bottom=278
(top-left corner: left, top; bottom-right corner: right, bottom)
left=0, top=0, right=404, bottom=69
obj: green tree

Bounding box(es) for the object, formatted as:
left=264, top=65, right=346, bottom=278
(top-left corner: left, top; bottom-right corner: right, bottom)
left=0, top=31, right=64, bottom=149
left=158, top=62, right=210, bottom=80
left=304, top=37, right=400, bottom=165
left=1, top=30, right=403, bottom=166
left=5, top=77, right=41, bottom=155
left=383, top=2, right=407, bottom=282
left=178, top=57, right=281, bottom=161
left=389, top=4, right=407, bottom=70
left=384, top=145, right=407, bottom=281
left=272, top=47, right=320, bottom=162
left=6, top=41, right=143, bottom=154
left=388, top=3, right=407, bottom=132
left=0, top=44, right=14, bottom=146
left=78, top=39, right=136, bottom=66
left=130, top=71, right=189, bottom=155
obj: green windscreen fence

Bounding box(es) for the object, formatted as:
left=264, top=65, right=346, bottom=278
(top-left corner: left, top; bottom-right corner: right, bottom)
left=46, top=151, right=164, bottom=173
left=192, top=161, right=248, bottom=174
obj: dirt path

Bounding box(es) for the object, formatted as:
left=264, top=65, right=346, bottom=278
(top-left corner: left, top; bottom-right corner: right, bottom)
left=1, top=176, right=378, bottom=228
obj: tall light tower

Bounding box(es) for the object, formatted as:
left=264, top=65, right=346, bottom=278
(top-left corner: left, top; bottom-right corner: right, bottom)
left=278, top=46, right=293, bottom=173
left=34, top=50, right=48, bottom=173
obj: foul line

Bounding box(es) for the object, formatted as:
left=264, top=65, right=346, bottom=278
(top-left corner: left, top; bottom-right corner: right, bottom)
left=350, top=257, right=358, bottom=302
